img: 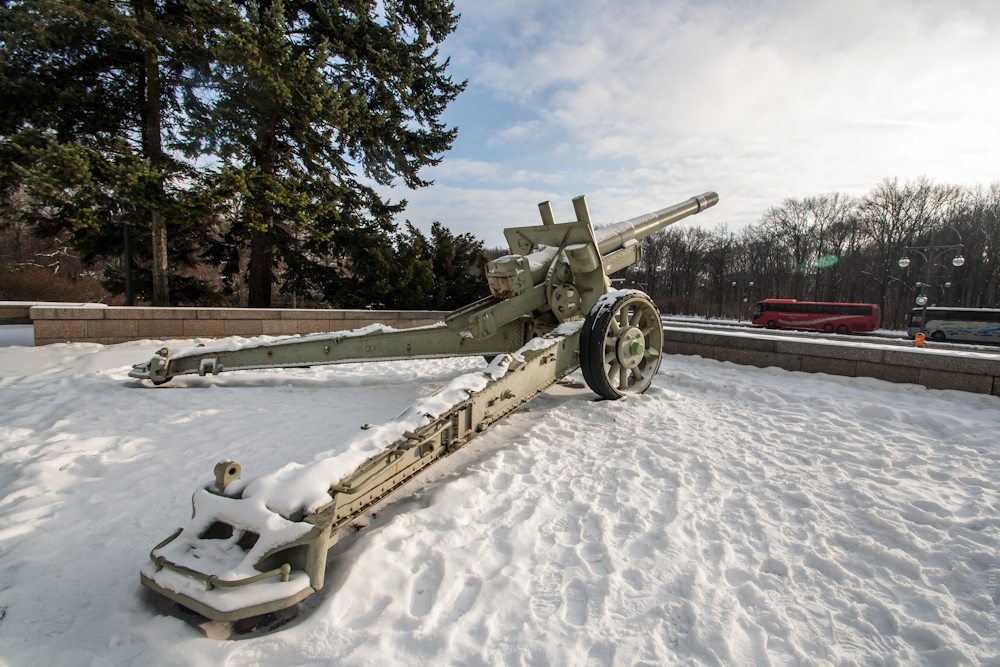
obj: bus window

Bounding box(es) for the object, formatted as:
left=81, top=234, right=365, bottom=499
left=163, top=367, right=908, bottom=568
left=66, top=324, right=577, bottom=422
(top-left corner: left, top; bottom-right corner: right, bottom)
left=753, top=304, right=763, bottom=319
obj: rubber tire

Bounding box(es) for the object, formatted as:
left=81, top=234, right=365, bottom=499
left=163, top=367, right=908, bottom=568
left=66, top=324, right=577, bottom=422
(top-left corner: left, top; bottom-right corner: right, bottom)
left=766, top=320, right=777, bottom=329
left=931, top=331, right=946, bottom=342
left=836, top=324, right=849, bottom=334
left=823, top=323, right=834, bottom=333
left=581, top=292, right=663, bottom=400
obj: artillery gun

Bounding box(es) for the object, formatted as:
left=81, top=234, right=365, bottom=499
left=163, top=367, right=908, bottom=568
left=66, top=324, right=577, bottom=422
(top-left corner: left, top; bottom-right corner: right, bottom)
left=135, top=192, right=718, bottom=624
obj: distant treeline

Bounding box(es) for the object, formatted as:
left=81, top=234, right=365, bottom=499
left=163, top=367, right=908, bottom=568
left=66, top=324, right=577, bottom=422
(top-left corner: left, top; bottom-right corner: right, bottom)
left=616, top=178, right=999, bottom=329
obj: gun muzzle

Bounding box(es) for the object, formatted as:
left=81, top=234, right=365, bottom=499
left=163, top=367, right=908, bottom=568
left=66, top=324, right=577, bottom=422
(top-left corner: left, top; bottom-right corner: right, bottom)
left=595, top=192, right=719, bottom=255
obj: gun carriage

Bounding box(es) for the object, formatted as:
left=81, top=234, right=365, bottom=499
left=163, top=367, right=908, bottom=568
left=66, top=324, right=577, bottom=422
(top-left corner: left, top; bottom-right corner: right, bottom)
left=134, top=191, right=719, bottom=622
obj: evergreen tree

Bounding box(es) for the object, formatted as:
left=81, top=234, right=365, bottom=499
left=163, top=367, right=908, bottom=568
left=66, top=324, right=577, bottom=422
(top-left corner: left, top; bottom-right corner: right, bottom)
left=383, top=221, right=488, bottom=310
left=186, top=0, right=465, bottom=307
left=0, top=0, right=216, bottom=305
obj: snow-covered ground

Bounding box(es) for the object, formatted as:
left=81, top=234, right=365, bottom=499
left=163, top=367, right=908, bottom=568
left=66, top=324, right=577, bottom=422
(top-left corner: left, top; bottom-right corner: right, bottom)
left=0, top=337, right=997, bottom=666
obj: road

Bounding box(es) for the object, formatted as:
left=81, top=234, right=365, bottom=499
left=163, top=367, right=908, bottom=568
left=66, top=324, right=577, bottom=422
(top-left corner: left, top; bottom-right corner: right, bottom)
left=661, top=316, right=1000, bottom=356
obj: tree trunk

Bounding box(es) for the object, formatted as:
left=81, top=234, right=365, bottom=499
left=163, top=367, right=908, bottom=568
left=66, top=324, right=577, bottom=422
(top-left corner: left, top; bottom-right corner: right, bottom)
left=137, top=0, right=168, bottom=306
left=151, top=210, right=168, bottom=303
left=247, top=225, right=273, bottom=307
left=243, top=0, right=280, bottom=308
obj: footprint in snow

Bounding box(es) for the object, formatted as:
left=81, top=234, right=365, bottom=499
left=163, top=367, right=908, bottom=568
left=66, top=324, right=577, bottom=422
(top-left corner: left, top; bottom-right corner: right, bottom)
left=724, top=568, right=753, bottom=587
left=564, top=579, right=588, bottom=626
left=443, top=577, right=481, bottom=623
left=530, top=568, right=563, bottom=619
left=410, top=558, right=443, bottom=617
left=622, top=568, right=645, bottom=591
left=902, top=625, right=943, bottom=652
left=783, top=490, right=813, bottom=508
left=861, top=601, right=899, bottom=636
left=585, top=641, right=616, bottom=666
left=758, top=558, right=788, bottom=577
left=550, top=514, right=581, bottom=545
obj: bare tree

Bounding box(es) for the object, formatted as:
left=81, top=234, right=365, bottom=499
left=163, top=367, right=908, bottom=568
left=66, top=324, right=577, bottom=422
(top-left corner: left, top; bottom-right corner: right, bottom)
left=642, top=178, right=998, bottom=327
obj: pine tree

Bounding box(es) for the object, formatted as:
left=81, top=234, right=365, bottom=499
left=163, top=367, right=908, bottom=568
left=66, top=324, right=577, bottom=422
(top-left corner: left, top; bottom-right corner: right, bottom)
left=0, top=0, right=216, bottom=305
left=383, top=221, right=488, bottom=310
left=186, top=0, right=466, bottom=307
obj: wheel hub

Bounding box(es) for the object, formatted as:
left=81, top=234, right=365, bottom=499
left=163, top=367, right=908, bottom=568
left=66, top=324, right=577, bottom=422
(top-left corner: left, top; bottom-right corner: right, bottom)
left=617, top=326, right=645, bottom=368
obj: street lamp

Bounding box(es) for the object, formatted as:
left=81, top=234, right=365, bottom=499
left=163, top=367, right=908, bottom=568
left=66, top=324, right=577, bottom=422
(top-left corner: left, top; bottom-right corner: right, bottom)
left=731, top=279, right=756, bottom=322
left=744, top=281, right=755, bottom=322
left=898, top=227, right=964, bottom=334
left=109, top=201, right=134, bottom=307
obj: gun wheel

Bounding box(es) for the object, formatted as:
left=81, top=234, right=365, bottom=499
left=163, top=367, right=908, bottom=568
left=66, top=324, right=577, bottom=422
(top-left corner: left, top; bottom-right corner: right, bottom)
left=580, top=292, right=663, bottom=400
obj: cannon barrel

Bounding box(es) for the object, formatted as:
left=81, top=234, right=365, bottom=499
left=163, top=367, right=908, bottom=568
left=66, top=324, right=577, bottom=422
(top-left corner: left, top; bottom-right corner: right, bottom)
left=595, top=192, right=719, bottom=256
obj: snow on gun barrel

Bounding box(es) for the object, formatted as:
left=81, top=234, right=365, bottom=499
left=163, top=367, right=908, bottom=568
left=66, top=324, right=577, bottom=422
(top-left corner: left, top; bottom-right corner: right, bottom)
left=137, top=192, right=719, bottom=623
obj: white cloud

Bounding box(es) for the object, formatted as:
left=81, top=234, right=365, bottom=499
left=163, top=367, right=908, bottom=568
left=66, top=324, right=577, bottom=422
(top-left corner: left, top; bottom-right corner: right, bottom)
left=393, top=185, right=564, bottom=248
left=398, top=0, right=1000, bottom=245
left=395, top=172, right=729, bottom=248
left=486, top=120, right=545, bottom=146
left=425, top=158, right=501, bottom=182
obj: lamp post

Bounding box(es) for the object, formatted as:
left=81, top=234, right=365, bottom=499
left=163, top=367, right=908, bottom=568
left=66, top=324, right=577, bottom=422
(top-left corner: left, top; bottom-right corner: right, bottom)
left=730, top=279, right=755, bottom=322
left=741, top=281, right=754, bottom=322
left=110, top=202, right=133, bottom=307
left=898, top=227, right=964, bottom=334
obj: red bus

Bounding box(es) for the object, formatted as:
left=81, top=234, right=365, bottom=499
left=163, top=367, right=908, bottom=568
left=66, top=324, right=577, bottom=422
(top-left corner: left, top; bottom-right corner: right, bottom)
left=750, top=299, right=880, bottom=333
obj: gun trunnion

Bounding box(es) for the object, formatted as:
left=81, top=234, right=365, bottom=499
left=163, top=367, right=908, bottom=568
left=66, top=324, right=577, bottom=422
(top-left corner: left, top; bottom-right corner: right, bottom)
left=136, top=192, right=718, bottom=622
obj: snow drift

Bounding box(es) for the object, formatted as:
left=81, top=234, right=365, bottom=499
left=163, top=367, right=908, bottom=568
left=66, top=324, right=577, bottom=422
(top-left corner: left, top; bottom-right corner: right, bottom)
left=0, top=336, right=996, bottom=665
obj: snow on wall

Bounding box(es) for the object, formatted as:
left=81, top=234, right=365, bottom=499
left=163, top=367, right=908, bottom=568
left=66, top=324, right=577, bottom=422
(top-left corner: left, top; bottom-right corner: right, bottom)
left=0, top=337, right=997, bottom=665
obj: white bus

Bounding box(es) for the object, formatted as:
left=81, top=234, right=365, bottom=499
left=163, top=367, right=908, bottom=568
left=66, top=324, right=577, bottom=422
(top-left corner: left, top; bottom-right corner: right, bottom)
left=906, top=307, right=1000, bottom=343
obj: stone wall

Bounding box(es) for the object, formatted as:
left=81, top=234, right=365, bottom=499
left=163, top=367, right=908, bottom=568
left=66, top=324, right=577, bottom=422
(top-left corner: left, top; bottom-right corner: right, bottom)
left=662, top=327, right=1000, bottom=396
left=30, top=306, right=450, bottom=346
left=2, top=301, right=105, bottom=325
left=0, top=304, right=32, bottom=325
left=21, top=306, right=1000, bottom=396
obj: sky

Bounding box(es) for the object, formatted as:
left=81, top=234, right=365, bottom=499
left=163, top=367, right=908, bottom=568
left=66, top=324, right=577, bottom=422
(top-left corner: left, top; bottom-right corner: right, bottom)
left=381, top=0, right=1000, bottom=248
